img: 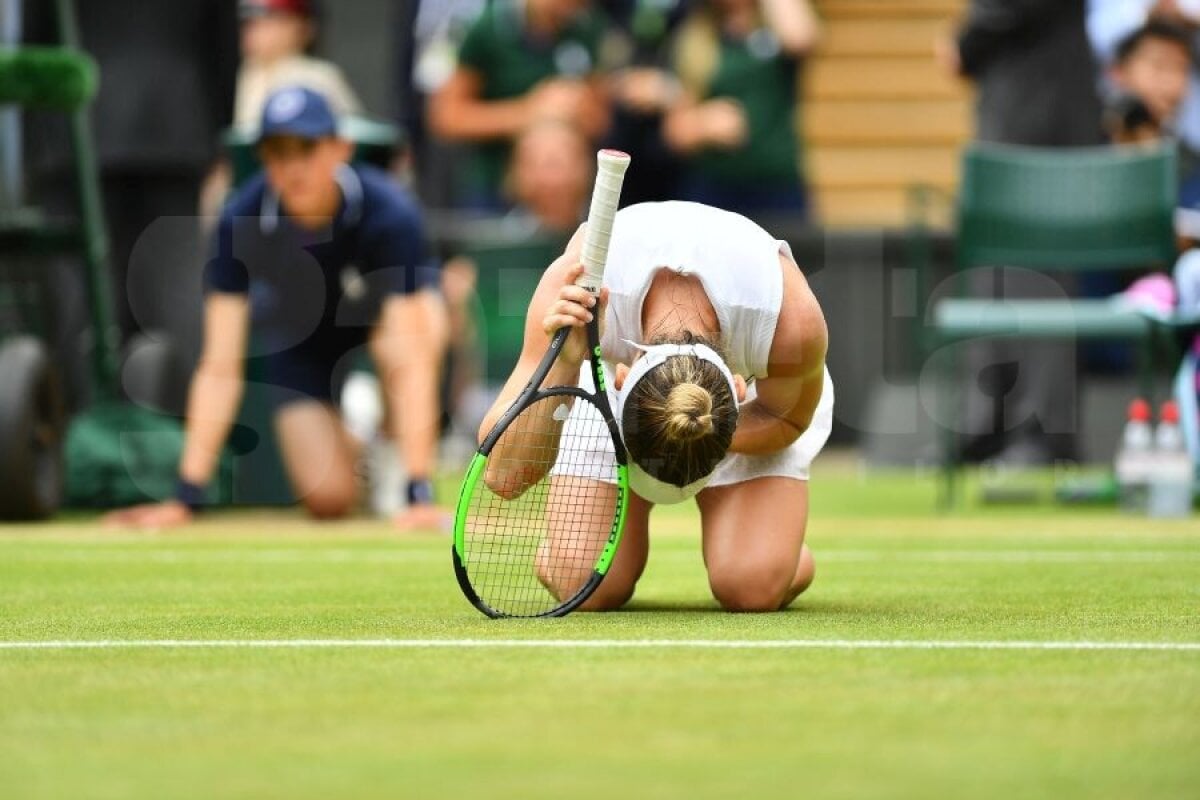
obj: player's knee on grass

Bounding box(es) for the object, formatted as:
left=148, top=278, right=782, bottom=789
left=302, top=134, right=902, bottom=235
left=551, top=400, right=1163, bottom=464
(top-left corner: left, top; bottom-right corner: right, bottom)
left=580, top=574, right=637, bottom=611
left=534, top=545, right=585, bottom=602
left=535, top=546, right=634, bottom=610
left=707, top=559, right=796, bottom=613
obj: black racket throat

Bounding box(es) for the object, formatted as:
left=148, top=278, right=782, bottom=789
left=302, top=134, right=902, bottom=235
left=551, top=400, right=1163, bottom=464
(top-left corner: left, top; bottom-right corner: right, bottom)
left=479, top=319, right=622, bottom=460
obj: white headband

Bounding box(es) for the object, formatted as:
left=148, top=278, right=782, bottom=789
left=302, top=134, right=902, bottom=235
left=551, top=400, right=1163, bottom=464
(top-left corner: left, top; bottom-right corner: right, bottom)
left=616, top=340, right=739, bottom=505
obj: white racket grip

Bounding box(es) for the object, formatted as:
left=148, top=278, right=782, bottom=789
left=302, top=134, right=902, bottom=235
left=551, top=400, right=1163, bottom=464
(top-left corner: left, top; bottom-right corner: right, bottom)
left=577, top=149, right=631, bottom=295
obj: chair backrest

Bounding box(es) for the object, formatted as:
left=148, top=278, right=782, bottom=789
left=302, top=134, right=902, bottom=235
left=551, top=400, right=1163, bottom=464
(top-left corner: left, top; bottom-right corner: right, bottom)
left=957, top=142, right=1177, bottom=271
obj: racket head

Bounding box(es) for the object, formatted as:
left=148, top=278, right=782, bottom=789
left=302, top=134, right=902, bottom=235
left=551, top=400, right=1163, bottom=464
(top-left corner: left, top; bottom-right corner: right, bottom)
left=453, top=148, right=631, bottom=618
left=453, top=384, right=629, bottom=618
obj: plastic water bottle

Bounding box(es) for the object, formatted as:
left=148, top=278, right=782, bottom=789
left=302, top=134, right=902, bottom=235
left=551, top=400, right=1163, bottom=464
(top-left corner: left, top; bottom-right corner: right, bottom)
left=1148, top=401, right=1195, bottom=518
left=1114, top=398, right=1153, bottom=514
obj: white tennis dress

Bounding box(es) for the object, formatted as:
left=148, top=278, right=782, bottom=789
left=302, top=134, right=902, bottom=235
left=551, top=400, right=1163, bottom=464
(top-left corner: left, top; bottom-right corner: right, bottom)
left=552, top=201, right=834, bottom=493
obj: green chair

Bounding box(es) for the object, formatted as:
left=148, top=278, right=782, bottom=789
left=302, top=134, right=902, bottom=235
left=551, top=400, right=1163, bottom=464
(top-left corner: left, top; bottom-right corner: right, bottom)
left=912, top=142, right=1178, bottom=507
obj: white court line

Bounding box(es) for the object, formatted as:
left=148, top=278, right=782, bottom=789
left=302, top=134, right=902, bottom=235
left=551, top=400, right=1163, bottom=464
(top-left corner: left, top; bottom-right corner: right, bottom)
left=1, top=639, right=1197, bottom=652
left=0, top=549, right=442, bottom=563
left=825, top=551, right=1200, bottom=564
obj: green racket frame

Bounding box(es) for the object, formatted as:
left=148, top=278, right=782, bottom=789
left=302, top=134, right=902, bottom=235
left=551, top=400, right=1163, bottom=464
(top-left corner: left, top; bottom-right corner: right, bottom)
left=452, top=318, right=630, bottom=618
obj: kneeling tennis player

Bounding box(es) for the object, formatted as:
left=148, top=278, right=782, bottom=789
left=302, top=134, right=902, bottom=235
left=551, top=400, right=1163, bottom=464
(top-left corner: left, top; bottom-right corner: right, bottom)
left=480, top=201, right=833, bottom=611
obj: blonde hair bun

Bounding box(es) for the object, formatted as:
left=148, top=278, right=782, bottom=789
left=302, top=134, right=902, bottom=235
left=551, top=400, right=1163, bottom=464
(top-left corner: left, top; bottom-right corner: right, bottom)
left=622, top=338, right=737, bottom=489
left=664, top=382, right=715, bottom=442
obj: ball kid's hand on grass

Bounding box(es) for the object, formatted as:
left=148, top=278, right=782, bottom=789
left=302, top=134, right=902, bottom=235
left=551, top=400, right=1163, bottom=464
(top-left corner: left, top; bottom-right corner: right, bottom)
left=102, top=500, right=193, bottom=530
left=392, top=503, right=453, bottom=533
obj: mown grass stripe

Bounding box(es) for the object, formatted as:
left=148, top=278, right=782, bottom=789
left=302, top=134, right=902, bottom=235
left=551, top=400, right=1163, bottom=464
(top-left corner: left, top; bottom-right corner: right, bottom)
left=1, top=549, right=1197, bottom=564
left=1, top=639, right=1197, bottom=652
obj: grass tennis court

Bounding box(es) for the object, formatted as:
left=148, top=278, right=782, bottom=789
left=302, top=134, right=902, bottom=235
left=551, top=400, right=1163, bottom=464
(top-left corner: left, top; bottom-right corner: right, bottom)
left=2, top=460, right=1198, bottom=799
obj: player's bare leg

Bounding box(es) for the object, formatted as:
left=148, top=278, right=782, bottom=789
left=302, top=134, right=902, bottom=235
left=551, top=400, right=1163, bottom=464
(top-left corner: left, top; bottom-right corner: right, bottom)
left=696, top=476, right=813, bottom=612
left=275, top=401, right=361, bottom=518
left=580, top=491, right=650, bottom=611
left=538, top=477, right=650, bottom=609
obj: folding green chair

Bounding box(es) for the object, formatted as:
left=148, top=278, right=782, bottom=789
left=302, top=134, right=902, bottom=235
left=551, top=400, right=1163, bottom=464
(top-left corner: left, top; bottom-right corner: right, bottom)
left=911, top=142, right=1178, bottom=507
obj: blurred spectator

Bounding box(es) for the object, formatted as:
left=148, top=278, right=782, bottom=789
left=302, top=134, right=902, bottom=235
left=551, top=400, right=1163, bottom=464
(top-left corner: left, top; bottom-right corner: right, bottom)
left=601, top=0, right=692, bottom=205
left=1089, top=2, right=1200, bottom=145
left=397, top=0, right=486, bottom=207
left=1105, top=19, right=1192, bottom=140
left=200, top=0, right=363, bottom=222
left=233, top=0, right=362, bottom=128
left=1089, top=2, right=1200, bottom=185
left=506, top=119, right=595, bottom=233
left=940, top=0, right=1104, bottom=466
left=941, top=1, right=1104, bottom=146
left=428, top=0, right=611, bottom=209
left=24, top=0, right=239, bottom=409
left=1096, top=21, right=1194, bottom=384
left=1100, top=20, right=1200, bottom=437
left=663, top=0, right=818, bottom=218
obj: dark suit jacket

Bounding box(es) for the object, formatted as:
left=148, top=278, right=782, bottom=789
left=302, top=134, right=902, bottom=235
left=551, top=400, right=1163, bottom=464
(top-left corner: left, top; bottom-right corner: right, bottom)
left=958, top=0, right=1104, bottom=146
left=26, top=0, right=238, bottom=173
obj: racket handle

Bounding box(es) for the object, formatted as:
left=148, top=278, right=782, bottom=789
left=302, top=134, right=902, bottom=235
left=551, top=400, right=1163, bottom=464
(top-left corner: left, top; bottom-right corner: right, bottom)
left=577, top=149, right=631, bottom=295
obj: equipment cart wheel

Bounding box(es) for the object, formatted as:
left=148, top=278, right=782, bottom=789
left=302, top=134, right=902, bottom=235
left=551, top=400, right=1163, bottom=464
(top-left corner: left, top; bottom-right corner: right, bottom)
left=0, top=336, right=65, bottom=518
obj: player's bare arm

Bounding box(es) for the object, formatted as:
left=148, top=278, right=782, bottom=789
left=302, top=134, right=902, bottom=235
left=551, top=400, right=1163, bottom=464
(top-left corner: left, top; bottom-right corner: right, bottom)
left=476, top=225, right=596, bottom=437
left=478, top=230, right=608, bottom=498
left=429, top=68, right=532, bottom=143
left=728, top=254, right=828, bottom=456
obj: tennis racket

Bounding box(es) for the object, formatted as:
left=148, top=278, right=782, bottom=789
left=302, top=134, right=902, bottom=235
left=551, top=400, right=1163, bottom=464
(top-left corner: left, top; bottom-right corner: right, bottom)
left=452, top=150, right=632, bottom=618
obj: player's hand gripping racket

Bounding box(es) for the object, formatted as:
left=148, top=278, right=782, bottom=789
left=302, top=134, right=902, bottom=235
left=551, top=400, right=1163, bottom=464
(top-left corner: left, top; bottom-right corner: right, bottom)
left=452, top=150, right=632, bottom=618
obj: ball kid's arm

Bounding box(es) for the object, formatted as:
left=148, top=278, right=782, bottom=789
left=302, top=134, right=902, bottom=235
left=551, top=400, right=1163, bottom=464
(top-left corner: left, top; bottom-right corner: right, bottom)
left=178, top=293, right=251, bottom=485
left=373, top=291, right=448, bottom=490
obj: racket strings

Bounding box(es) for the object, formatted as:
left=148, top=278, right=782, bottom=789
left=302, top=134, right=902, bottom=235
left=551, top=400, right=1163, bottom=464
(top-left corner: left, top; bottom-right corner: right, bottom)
left=464, top=393, right=620, bottom=617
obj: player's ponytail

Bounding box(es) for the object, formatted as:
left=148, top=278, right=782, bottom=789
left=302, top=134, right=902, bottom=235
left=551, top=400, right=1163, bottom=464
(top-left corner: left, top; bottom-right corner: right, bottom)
left=663, top=383, right=715, bottom=443
left=622, top=334, right=737, bottom=488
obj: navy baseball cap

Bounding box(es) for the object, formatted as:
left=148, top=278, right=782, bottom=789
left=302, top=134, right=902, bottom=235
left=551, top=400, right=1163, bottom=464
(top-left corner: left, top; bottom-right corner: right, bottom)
left=257, top=86, right=338, bottom=143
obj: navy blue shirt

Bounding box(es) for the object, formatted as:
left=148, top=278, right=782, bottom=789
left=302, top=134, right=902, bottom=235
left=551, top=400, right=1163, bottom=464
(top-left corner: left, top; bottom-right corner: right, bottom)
left=206, top=163, right=436, bottom=351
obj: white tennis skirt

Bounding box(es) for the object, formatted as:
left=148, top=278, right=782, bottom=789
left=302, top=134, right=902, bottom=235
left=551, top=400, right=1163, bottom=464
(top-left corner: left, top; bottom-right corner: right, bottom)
left=550, top=364, right=835, bottom=490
